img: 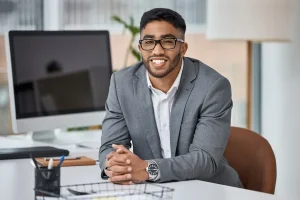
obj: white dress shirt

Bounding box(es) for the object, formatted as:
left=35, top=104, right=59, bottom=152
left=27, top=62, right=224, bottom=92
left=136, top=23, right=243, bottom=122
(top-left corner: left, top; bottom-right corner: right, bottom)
left=146, top=60, right=184, bottom=158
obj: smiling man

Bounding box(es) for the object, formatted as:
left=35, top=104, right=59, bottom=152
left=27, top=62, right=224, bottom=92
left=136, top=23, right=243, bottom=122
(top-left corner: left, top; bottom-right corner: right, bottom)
left=99, top=8, right=243, bottom=188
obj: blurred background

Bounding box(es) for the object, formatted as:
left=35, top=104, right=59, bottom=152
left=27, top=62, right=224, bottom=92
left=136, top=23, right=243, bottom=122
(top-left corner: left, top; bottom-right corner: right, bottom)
left=0, top=0, right=248, bottom=134
left=1, top=1, right=300, bottom=199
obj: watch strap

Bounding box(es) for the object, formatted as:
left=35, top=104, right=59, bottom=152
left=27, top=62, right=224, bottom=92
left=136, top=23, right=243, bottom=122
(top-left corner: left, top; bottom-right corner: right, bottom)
left=146, top=160, right=160, bottom=182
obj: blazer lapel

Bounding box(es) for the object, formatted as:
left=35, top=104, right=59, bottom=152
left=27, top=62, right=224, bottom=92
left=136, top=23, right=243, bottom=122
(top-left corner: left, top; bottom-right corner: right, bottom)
left=170, top=58, right=197, bottom=157
left=133, top=66, right=163, bottom=159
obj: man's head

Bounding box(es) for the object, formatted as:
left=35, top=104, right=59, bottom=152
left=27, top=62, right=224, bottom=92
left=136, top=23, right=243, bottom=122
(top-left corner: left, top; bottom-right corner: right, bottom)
left=138, top=8, right=188, bottom=79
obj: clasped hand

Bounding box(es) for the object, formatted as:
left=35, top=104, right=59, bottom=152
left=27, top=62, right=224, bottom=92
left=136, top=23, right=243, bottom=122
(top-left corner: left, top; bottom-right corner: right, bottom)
left=104, top=144, right=149, bottom=185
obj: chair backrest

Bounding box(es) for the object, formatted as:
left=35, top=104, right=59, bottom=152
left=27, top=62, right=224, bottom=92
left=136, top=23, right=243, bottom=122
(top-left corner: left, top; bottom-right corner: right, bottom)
left=224, top=127, right=276, bottom=194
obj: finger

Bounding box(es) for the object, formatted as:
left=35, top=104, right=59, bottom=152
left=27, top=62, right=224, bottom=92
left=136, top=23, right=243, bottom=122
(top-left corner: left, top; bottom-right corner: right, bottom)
left=107, top=152, right=130, bottom=164
left=108, top=154, right=131, bottom=164
left=106, top=152, right=116, bottom=160
left=109, top=165, right=132, bottom=173
left=104, top=169, right=123, bottom=177
left=113, top=155, right=130, bottom=164
left=105, top=159, right=129, bottom=168
left=106, top=151, right=121, bottom=161
left=108, top=174, right=132, bottom=182
left=112, top=144, right=130, bottom=153
left=116, top=148, right=126, bottom=154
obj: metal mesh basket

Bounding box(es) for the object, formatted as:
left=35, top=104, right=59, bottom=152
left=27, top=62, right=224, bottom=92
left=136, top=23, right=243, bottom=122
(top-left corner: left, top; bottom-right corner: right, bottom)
left=35, top=182, right=174, bottom=200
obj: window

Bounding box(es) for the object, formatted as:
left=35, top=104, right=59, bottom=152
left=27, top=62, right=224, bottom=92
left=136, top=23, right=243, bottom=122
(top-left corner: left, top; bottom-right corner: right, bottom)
left=62, top=0, right=206, bottom=33
left=0, top=0, right=43, bottom=32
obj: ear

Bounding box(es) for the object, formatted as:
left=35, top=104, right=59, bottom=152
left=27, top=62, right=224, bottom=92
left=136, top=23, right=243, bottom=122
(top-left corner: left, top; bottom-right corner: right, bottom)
left=180, top=42, right=188, bottom=57
left=138, top=44, right=143, bottom=53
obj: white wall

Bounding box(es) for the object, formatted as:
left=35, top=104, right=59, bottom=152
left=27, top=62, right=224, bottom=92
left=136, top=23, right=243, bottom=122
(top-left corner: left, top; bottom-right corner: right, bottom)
left=261, top=0, right=300, bottom=199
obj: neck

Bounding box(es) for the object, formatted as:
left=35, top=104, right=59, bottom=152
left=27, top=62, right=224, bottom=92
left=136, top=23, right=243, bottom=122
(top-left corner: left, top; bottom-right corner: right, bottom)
left=149, top=59, right=182, bottom=93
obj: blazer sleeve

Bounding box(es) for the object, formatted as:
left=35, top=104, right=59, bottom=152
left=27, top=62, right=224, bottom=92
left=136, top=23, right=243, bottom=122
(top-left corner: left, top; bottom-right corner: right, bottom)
left=98, top=73, right=131, bottom=178
left=154, top=76, right=233, bottom=182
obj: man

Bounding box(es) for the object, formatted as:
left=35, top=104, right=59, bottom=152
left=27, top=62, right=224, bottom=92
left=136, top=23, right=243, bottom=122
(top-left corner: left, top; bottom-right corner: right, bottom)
left=99, top=8, right=243, bottom=188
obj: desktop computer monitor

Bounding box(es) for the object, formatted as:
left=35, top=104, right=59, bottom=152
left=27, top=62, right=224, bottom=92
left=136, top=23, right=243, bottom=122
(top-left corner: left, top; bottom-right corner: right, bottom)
left=5, top=30, right=112, bottom=141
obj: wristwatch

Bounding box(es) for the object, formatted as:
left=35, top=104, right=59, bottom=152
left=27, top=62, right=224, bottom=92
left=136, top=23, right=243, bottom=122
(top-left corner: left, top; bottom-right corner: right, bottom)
left=146, top=160, right=159, bottom=181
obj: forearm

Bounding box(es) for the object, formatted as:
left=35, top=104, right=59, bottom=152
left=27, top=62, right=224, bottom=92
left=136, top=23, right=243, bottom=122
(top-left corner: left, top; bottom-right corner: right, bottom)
left=154, top=149, right=218, bottom=182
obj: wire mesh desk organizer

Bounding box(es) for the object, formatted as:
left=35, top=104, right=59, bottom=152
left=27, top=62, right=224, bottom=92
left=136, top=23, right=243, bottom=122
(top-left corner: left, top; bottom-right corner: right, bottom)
left=35, top=182, right=174, bottom=200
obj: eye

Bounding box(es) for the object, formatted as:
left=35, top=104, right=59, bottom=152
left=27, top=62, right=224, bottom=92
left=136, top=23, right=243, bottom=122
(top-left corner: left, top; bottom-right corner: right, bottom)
left=144, top=40, right=155, bottom=45
left=162, top=39, right=175, bottom=44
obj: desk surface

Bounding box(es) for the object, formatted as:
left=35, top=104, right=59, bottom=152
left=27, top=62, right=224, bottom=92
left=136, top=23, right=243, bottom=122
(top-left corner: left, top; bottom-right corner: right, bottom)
left=0, top=132, right=287, bottom=200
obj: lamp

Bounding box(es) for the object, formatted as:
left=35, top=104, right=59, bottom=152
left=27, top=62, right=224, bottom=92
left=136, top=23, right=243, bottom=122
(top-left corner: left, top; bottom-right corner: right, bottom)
left=206, top=0, right=292, bottom=129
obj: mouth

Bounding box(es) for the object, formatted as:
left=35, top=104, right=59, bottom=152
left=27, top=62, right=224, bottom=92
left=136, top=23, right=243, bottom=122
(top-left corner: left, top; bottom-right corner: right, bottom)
left=149, top=58, right=168, bottom=67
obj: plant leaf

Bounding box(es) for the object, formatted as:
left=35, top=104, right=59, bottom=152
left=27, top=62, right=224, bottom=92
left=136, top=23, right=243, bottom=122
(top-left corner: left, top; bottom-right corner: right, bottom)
left=111, top=15, right=127, bottom=27
left=130, top=47, right=141, bottom=61
left=112, top=15, right=139, bottom=36
left=127, top=25, right=140, bottom=36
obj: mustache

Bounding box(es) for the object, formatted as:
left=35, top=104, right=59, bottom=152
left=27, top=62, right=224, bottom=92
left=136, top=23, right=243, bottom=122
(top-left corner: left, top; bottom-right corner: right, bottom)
left=147, top=55, right=169, bottom=62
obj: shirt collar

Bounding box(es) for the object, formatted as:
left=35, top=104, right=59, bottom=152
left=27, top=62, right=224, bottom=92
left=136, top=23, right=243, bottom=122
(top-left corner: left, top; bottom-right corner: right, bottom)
left=146, top=59, right=184, bottom=90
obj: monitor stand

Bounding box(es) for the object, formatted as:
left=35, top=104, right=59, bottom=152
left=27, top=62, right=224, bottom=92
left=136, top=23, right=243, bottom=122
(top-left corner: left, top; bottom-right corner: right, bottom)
left=30, top=130, right=85, bottom=146
left=31, top=130, right=69, bottom=145
left=31, top=130, right=56, bottom=142
left=30, top=129, right=101, bottom=147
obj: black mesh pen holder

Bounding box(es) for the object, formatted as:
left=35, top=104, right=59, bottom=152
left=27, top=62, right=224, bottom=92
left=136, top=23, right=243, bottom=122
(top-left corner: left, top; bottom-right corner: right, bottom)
left=34, top=167, right=60, bottom=198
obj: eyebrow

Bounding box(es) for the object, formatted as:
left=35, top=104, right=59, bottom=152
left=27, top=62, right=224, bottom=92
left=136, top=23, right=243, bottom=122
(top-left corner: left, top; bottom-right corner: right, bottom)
left=142, top=34, right=177, bottom=39
left=160, top=34, right=177, bottom=38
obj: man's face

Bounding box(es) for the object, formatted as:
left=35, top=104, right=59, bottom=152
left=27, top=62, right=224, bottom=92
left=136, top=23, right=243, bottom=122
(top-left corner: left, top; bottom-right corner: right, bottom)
left=138, top=21, right=188, bottom=79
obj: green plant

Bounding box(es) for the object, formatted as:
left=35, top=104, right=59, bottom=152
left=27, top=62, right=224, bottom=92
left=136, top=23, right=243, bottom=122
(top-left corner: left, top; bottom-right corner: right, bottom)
left=112, top=15, right=141, bottom=67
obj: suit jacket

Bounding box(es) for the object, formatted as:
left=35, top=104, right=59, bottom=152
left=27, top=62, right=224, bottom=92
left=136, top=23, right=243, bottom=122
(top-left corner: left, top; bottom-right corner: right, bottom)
left=99, top=57, right=243, bottom=188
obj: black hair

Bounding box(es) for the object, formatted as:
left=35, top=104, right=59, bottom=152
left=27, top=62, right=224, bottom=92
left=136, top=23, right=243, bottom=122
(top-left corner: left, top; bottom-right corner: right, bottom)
left=140, top=8, right=186, bottom=37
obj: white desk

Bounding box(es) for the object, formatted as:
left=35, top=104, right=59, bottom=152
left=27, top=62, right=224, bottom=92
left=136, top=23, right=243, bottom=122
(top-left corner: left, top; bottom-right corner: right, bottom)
left=0, top=130, right=103, bottom=150
left=0, top=132, right=287, bottom=200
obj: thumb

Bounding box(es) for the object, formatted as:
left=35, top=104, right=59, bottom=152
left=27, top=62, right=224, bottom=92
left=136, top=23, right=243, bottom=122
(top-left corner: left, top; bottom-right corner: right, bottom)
left=112, top=144, right=130, bottom=153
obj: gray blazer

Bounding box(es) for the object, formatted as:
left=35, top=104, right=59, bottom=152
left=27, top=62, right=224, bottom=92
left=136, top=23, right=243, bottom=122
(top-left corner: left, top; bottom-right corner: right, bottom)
left=99, top=57, right=243, bottom=188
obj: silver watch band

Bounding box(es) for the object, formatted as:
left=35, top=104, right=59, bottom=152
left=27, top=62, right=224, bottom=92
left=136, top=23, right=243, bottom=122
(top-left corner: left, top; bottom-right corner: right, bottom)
left=146, top=160, right=160, bottom=182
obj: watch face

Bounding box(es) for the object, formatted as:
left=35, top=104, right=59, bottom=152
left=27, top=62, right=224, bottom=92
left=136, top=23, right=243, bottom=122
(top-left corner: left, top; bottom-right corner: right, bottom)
left=148, top=163, right=158, bottom=175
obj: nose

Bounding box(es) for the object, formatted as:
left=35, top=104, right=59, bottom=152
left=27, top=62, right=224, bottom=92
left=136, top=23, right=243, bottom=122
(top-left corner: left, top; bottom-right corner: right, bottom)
left=152, top=41, right=165, bottom=55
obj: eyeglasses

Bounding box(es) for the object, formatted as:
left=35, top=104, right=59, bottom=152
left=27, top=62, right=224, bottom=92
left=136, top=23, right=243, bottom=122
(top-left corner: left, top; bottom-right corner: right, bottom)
left=139, top=38, right=184, bottom=51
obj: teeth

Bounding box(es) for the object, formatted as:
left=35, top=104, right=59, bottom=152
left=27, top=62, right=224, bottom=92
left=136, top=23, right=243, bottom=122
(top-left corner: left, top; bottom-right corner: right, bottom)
left=152, top=60, right=165, bottom=64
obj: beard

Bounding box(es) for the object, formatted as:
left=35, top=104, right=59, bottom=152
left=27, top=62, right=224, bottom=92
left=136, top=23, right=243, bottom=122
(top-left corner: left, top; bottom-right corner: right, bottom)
left=142, top=51, right=182, bottom=78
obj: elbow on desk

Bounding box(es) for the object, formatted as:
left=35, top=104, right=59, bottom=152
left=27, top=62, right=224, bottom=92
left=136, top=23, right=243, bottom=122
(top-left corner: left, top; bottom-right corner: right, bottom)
left=192, top=151, right=219, bottom=180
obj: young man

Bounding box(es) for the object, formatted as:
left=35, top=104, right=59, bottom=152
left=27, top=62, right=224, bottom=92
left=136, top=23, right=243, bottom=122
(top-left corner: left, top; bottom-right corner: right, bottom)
left=99, top=8, right=243, bottom=188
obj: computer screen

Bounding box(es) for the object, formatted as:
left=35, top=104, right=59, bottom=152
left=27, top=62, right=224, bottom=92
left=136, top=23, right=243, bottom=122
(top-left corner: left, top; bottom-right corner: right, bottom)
left=5, top=31, right=112, bottom=136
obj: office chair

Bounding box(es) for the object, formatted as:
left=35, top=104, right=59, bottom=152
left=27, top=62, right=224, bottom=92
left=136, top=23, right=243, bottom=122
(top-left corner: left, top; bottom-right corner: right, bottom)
left=224, top=127, right=277, bottom=194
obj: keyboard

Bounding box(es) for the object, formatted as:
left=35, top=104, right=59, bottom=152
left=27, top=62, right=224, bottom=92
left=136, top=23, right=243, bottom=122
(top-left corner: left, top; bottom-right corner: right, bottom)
left=0, top=146, right=69, bottom=160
